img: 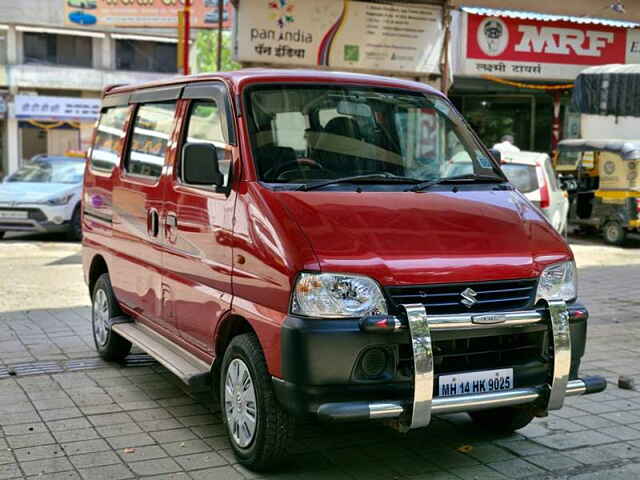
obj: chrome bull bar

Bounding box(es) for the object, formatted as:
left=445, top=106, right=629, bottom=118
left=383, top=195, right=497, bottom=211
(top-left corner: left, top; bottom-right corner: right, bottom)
left=317, top=300, right=606, bottom=428
left=404, top=299, right=570, bottom=429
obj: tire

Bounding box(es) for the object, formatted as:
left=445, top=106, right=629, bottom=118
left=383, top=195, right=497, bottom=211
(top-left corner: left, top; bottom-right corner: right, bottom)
left=0, top=231, right=4, bottom=240
left=66, top=205, right=82, bottom=242
left=92, top=273, right=131, bottom=361
left=220, top=333, right=294, bottom=471
left=603, top=220, right=626, bottom=246
left=469, top=406, right=535, bottom=433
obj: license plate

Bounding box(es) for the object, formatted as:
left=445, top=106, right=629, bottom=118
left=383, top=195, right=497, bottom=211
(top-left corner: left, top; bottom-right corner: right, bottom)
left=0, top=210, right=28, bottom=219
left=438, top=368, right=514, bottom=397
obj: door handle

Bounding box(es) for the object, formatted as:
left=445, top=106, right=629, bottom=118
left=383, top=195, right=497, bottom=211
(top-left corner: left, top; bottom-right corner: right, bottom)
left=147, top=209, right=159, bottom=237
left=166, top=213, right=178, bottom=228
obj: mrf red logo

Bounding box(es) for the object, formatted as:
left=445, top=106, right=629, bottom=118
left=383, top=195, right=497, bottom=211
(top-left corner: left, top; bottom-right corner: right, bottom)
left=468, top=15, right=626, bottom=65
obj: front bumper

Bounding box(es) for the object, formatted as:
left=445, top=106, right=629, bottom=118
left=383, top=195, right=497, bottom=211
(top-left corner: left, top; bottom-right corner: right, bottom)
left=274, top=300, right=605, bottom=429
left=0, top=205, right=71, bottom=233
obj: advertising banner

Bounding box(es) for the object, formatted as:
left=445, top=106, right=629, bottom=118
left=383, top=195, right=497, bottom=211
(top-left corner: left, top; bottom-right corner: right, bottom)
left=235, top=0, right=444, bottom=75
left=460, top=13, right=632, bottom=80
left=63, top=0, right=232, bottom=29
left=14, top=95, right=101, bottom=122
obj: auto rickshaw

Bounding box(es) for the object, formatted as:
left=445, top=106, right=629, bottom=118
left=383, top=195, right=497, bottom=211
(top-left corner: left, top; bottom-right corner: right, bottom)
left=555, top=139, right=640, bottom=245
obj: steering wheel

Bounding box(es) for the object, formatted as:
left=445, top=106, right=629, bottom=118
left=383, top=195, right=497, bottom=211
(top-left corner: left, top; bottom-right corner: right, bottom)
left=268, top=158, right=331, bottom=180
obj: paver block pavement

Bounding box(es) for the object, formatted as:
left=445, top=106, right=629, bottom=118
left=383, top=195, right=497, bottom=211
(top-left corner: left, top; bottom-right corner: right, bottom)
left=2, top=231, right=640, bottom=479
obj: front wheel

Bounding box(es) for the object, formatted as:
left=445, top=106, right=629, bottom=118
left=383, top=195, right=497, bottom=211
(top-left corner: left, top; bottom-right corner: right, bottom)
left=92, top=273, right=131, bottom=361
left=66, top=205, right=82, bottom=241
left=469, top=406, right=535, bottom=433
left=220, top=333, right=294, bottom=471
left=603, top=220, right=626, bottom=246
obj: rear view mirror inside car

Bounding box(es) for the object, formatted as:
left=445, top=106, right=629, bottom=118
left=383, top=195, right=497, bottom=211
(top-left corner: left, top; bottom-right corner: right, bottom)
left=336, top=100, right=373, bottom=118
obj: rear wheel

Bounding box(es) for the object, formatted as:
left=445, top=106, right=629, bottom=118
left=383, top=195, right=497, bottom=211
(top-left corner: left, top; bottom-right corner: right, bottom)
left=220, top=333, right=294, bottom=471
left=92, top=273, right=131, bottom=361
left=603, top=221, right=626, bottom=246
left=469, top=406, right=535, bottom=433
left=66, top=205, right=82, bottom=241
left=0, top=231, right=4, bottom=240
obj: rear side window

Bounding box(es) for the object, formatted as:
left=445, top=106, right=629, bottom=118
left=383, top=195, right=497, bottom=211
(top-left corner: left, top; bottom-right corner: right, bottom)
left=126, top=102, right=177, bottom=179
left=91, top=106, right=130, bottom=172
left=502, top=164, right=538, bottom=194
left=184, top=100, right=232, bottom=185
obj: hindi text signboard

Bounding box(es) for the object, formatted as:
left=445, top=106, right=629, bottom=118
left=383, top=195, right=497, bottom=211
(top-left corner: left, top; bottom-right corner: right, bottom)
left=460, top=13, right=633, bottom=80
left=235, top=0, right=444, bottom=75
left=14, top=95, right=101, bottom=122
left=64, top=0, right=232, bottom=29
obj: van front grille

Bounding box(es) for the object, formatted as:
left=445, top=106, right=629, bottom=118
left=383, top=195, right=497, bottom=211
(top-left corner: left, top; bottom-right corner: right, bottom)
left=386, top=278, right=538, bottom=315
left=396, top=329, right=548, bottom=384
left=432, top=330, right=547, bottom=374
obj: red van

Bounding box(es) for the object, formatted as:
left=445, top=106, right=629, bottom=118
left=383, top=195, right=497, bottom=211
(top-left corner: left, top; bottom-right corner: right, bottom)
left=82, top=70, right=605, bottom=470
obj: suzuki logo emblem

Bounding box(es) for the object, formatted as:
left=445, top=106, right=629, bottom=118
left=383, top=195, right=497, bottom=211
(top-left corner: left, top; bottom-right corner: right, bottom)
left=460, top=288, right=478, bottom=308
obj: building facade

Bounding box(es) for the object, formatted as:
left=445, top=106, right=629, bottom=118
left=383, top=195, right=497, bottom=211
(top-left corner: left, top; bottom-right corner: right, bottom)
left=0, top=0, right=182, bottom=176
left=449, top=7, right=640, bottom=152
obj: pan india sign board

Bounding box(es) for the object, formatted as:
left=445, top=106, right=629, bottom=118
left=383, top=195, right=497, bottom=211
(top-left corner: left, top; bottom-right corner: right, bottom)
left=235, top=0, right=444, bottom=75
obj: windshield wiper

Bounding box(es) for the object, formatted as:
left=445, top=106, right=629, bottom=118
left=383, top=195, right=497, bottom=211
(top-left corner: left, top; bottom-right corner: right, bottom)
left=297, top=173, right=421, bottom=191
left=405, top=174, right=505, bottom=193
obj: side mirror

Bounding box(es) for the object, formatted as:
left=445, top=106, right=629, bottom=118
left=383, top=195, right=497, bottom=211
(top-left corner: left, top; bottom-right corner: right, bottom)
left=489, top=148, right=502, bottom=164
left=182, top=143, right=224, bottom=187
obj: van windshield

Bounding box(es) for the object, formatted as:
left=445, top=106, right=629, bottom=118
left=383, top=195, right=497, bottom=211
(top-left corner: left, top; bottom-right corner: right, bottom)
left=244, top=85, right=500, bottom=188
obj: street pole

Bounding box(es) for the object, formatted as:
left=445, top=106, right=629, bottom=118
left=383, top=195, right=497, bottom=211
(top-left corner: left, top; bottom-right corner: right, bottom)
left=183, top=0, right=191, bottom=75
left=551, top=91, right=561, bottom=152
left=439, top=0, right=452, bottom=95
left=216, top=0, right=223, bottom=71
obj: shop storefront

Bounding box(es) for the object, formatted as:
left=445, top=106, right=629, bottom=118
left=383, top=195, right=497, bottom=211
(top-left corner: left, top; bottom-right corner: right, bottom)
left=12, top=94, right=100, bottom=165
left=450, top=8, right=639, bottom=153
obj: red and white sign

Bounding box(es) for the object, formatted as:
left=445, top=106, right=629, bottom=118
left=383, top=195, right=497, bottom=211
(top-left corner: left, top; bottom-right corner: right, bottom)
left=460, top=13, right=632, bottom=80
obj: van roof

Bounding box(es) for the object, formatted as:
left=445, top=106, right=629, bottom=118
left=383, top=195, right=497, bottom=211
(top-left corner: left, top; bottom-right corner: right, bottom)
left=104, top=68, right=442, bottom=98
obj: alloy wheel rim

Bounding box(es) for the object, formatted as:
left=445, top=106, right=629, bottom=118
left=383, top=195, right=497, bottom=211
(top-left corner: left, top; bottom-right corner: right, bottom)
left=93, top=289, right=109, bottom=346
left=606, top=224, right=619, bottom=242
left=224, top=358, right=258, bottom=448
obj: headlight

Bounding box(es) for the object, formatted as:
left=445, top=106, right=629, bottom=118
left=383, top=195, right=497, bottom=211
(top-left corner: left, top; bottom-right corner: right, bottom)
left=46, top=193, right=74, bottom=206
left=291, top=272, right=387, bottom=318
left=536, top=261, right=577, bottom=303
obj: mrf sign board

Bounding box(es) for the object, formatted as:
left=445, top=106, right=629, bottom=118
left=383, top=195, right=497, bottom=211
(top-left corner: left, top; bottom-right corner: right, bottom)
left=458, top=13, right=638, bottom=80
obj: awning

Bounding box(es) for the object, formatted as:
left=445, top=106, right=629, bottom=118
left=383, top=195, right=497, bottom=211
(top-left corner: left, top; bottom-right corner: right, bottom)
left=460, top=6, right=640, bottom=28
left=451, top=1, right=640, bottom=24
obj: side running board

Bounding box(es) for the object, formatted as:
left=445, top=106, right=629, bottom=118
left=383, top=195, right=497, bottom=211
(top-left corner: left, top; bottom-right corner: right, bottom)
left=112, top=322, right=211, bottom=387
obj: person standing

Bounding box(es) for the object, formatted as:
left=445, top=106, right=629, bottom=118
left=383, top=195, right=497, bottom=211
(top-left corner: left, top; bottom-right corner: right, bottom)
left=492, top=134, right=520, bottom=153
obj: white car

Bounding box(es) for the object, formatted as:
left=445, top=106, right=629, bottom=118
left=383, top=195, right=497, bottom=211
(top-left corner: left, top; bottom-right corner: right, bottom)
left=501, top=151, right=569, bottom=236
left=0, top=156, right=85, bottom=240
left=445, top=151, right=569, bottom=235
